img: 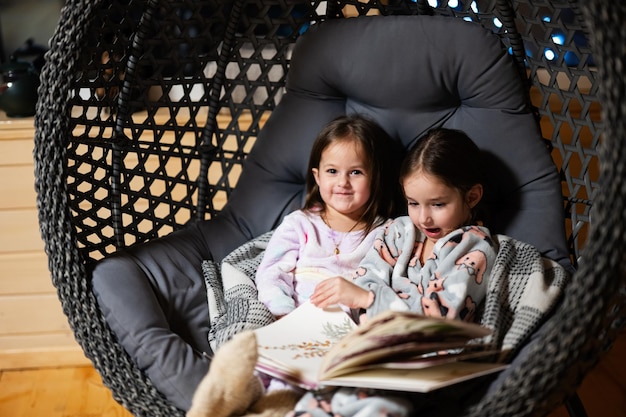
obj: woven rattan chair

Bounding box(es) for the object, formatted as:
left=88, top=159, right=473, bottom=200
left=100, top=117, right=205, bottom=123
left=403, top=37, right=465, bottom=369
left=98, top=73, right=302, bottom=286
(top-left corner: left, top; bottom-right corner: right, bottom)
left=34, top=1, right=625, bottom=416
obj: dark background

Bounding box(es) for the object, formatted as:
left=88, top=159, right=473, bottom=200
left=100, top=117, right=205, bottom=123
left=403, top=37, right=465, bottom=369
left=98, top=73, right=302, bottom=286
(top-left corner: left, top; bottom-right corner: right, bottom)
left=0, top=0, right=62, bottom=63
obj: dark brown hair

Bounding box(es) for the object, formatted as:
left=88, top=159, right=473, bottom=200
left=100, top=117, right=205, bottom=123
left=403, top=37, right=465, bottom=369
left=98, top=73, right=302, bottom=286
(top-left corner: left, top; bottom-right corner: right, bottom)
left=304, top=114, right=398, bottom=236
left=399, top=127, right=485, bottom=223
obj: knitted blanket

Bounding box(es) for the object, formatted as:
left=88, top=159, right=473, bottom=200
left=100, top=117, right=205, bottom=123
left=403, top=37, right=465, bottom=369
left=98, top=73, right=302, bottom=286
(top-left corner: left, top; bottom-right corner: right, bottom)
left=481, top=235, right=570, bottom=361
left=202, top=231, right=275, bottom=352
left=202, top=232, right=570, bottom=360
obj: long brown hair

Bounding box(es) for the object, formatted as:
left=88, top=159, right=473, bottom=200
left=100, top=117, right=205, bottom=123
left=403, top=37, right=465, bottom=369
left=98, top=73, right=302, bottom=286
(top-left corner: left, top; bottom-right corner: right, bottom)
left=304, top=114, right=399, bottom=236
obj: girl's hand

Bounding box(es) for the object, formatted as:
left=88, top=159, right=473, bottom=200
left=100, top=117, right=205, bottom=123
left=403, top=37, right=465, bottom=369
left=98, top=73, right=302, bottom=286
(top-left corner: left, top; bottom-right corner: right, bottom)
left=310, top=277, right=374, bottom=310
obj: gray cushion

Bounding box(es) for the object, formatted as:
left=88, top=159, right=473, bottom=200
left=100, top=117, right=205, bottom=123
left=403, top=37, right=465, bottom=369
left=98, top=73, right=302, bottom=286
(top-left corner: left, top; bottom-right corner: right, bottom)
left=233, top=15, right=569, bottom=267
left=92, top=224, right=212, bottom=410
left=92, top=15, right=571, bottom=410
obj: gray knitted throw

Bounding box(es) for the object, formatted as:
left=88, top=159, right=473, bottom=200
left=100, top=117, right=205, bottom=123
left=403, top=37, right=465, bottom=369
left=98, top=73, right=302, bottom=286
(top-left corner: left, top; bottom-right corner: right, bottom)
left=202, top=232, right=570, bottom=360
left=202, top=231, right=276, bottom=352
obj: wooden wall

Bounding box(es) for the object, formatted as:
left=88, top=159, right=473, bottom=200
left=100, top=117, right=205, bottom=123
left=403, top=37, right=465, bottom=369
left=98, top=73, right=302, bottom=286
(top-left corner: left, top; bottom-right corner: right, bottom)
left=0, top=113, right=89, bottom=369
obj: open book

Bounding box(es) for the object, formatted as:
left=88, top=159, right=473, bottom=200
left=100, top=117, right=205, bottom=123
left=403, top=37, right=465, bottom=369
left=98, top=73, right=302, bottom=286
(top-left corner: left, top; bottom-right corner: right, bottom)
left=254, top=301, right=507, bottom=392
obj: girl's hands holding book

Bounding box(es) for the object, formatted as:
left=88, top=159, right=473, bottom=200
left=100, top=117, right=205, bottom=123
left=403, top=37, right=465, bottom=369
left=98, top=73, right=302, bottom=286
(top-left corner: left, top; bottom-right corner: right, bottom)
left=310, top=277, right=374, bottom=310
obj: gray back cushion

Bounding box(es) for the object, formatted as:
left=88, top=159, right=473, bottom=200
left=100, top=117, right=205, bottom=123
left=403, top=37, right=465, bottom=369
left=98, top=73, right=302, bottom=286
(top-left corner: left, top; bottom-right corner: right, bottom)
left=217, top=15, right=569, bottom=267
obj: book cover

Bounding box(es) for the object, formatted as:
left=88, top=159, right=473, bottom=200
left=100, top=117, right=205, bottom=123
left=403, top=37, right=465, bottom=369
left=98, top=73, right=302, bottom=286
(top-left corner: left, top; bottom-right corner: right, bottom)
left=254, top=301, right=506, bottom=392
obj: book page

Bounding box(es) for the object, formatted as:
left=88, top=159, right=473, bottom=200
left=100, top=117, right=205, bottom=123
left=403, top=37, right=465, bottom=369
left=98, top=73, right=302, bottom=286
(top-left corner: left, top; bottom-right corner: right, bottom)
left=254, top=301, right=356, bottom=389
left=320, top=310, right=493, bottom=379
left=322, top=361, right=508, bottom=392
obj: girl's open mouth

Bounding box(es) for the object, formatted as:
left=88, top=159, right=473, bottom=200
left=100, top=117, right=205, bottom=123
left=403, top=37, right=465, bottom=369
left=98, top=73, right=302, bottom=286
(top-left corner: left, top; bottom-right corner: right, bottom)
left=423, top=228, right=442, bottom=238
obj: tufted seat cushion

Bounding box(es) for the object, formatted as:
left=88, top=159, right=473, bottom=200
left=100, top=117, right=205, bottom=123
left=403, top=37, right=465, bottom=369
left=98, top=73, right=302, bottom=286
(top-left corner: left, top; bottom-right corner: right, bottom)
left=92, top=15, right=570, bottom=411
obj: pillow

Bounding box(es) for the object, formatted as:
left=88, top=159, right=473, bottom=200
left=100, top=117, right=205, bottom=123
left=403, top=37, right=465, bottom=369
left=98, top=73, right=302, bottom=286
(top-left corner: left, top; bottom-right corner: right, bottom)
left=92, top=224, right=212, bottom=411
left=217, top=15, right=570, bottom=269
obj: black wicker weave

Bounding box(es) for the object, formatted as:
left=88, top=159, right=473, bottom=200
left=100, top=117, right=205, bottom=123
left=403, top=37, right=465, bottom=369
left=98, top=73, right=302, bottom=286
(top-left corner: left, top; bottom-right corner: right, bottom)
left=33, top=1, right=625, bottom=416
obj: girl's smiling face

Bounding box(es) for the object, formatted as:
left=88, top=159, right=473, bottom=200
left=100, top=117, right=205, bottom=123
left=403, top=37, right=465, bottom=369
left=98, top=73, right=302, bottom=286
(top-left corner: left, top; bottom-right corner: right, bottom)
left=312, top=138, right=372, bottom=223
left=403, top=171, right=482, bottom=244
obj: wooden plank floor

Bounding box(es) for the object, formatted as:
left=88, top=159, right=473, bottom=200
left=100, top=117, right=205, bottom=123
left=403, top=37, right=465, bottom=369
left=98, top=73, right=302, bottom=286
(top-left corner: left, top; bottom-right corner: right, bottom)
left=0, top=329, right=624, bottom=417
left=0, top=365, right=132, bottom=417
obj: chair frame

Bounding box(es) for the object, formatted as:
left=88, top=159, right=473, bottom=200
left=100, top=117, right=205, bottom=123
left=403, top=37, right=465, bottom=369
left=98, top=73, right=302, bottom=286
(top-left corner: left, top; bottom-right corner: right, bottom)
left=33, top=1, right=626, bottom=416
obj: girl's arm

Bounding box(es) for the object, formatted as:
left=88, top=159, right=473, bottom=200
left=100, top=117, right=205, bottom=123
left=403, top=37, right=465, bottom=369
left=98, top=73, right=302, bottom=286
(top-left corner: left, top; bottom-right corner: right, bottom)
left=353, top=217, right=418, bottom=318
left=310, top=276, right=374, bottom=309
left=255, top=215, right=303, bottom=317
left=418, top=226, right=497, bottom=321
